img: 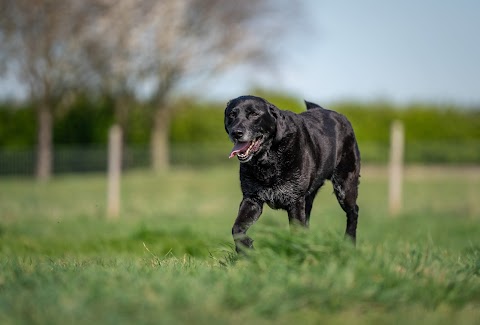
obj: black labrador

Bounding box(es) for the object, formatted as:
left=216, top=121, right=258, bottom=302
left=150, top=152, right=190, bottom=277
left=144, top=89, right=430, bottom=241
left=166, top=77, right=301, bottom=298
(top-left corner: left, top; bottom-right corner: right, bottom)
left=224, top=95, right=361, bottom=252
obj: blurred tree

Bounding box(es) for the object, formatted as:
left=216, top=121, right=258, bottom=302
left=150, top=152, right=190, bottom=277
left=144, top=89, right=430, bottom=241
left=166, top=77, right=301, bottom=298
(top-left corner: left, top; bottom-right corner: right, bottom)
left=77, top=0, right=143, bottom=126
left=1, top=0, right=301, bottom=174
left=0, top=0, right=105, bottom=180
left=144, top=0, right=300, bottom=171
left=94, top=0, right=299, bottom=172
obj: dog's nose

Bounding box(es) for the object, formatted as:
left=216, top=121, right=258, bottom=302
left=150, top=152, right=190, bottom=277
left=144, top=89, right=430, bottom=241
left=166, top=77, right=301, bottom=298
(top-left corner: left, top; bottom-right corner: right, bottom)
left=231, top=129, right=244, bottom=140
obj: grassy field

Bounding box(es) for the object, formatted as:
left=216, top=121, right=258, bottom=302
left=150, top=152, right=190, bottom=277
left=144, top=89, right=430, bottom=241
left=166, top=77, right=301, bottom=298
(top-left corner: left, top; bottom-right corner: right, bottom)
left=0, top=165, right=479, bottom=324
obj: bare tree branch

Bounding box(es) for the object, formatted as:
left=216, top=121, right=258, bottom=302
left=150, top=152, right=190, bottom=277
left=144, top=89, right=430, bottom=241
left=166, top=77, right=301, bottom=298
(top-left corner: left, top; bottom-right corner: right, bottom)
left=0, top=0, right=108, bottom=179
left=0, top=0, right=303, bottom=173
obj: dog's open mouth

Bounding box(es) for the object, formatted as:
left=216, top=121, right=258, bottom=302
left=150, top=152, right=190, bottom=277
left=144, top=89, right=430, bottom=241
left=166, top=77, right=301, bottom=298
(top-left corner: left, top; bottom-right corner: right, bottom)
left=229, top=137, right=262, bottom=161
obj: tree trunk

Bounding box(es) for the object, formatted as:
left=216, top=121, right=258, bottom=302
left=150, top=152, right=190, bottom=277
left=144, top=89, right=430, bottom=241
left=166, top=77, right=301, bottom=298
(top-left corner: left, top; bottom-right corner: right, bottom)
left=36, top=103, right=53, bottom=181
left=151, top=108, right=170, bottom=172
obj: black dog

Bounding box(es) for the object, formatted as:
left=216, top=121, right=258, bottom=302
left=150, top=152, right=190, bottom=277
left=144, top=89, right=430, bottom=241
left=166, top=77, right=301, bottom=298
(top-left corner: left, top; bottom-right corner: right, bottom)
left=224, top=95, right=360, bottom=252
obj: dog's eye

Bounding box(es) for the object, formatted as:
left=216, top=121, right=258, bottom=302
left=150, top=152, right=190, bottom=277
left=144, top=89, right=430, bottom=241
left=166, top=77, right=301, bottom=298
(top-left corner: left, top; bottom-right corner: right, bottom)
left=228, top=112, right=237, bottom=119
left=248, top=111, right=259, bottom=118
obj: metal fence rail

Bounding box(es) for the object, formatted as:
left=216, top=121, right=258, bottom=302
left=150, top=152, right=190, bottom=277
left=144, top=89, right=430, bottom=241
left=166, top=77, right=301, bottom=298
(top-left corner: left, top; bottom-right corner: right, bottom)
left=0, top=146, right=151, bottom=175
left=0, top=141, right=479, bottom=176
left=0, top=143, right=235, bottom=175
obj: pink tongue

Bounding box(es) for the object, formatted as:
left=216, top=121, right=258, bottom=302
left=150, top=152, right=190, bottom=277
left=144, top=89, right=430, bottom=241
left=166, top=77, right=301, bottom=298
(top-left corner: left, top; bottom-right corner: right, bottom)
left=229, top=141, right=250, bottom=158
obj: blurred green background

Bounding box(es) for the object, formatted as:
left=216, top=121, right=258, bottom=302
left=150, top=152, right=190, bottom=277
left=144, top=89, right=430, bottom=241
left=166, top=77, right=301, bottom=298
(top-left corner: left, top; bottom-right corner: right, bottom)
left=1, top=91, right=480, bottom=175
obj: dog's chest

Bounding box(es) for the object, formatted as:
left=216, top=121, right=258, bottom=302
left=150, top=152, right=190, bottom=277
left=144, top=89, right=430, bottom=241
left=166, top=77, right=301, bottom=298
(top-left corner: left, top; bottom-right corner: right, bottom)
left=257, top=184, right=297, bottom=209
left=240, top=161, right=304, bottom=209
left=242, top=176, right=300, bottom=209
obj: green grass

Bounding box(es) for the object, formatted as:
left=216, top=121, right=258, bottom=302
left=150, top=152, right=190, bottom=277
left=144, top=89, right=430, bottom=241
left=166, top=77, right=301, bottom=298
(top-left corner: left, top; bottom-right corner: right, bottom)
left=0, top=166, right=479, bottom=324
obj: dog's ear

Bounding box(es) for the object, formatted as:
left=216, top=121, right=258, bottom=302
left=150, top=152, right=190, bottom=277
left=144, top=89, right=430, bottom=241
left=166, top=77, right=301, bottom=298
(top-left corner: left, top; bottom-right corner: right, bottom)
left=267, top=102, right=286, bottom=142
left=224, top=100, right=233, bottom=134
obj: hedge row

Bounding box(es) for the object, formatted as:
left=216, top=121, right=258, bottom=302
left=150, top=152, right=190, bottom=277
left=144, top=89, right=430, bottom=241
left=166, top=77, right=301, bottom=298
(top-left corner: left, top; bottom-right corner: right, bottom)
left=1, top=94, right=479, bottom=164
left=170, top=97, right=480, bottom=145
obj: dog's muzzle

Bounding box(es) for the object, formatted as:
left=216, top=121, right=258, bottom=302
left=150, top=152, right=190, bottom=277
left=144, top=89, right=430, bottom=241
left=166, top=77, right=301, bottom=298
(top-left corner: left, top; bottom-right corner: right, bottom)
left=229, top=137, right=262, bottom=162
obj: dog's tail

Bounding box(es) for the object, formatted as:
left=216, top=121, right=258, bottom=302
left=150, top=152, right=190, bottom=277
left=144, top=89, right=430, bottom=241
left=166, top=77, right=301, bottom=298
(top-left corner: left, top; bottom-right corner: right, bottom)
left=304, top=100, right=324, bottom=110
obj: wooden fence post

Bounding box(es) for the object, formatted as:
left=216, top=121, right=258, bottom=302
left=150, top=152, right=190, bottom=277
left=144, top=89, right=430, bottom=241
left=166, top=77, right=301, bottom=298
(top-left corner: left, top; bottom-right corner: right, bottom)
left=107, top=125, right=122, bottom=219
left=389, top=120, right=404, bottom=217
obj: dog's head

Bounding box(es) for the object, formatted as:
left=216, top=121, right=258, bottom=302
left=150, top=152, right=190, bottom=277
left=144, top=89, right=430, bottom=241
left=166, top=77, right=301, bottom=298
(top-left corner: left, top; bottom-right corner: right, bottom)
left=224, top=95, right=285, bottom=163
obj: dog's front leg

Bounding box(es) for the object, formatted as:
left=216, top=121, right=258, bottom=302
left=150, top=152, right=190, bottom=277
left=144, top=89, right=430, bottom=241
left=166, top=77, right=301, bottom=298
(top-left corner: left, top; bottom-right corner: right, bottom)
left=232, top=198, right=263, bottom=253
left=287, top=199, right=308, bottom=229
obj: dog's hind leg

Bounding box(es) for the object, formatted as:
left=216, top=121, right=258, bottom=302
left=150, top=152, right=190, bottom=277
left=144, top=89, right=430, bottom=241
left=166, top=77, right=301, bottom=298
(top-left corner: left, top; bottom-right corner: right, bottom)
left=232, top=198, right=263, bottom=253
left=332, top=170, right=359, bottom=244
left=332, top=138, right=360, bottom=244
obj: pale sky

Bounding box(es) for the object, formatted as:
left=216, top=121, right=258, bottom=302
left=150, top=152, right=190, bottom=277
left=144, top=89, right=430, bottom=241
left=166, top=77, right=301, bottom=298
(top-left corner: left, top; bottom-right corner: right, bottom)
left=2, top=0, right=480, bottom=106
left=210, top=0, right=480, bottom=105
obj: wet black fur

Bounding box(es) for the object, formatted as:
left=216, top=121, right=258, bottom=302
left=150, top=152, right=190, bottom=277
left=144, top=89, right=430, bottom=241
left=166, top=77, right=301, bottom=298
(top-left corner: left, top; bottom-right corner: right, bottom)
left=224, top=95, right=361, bottom=252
